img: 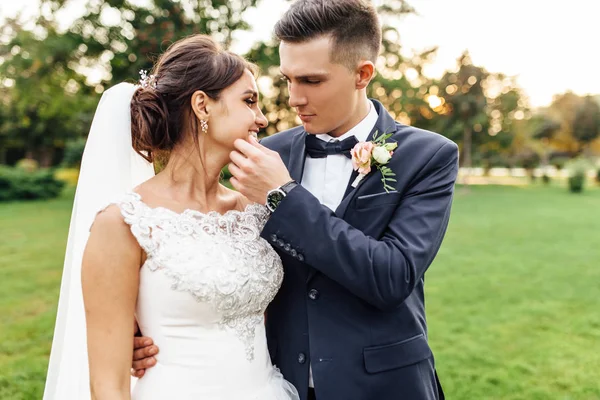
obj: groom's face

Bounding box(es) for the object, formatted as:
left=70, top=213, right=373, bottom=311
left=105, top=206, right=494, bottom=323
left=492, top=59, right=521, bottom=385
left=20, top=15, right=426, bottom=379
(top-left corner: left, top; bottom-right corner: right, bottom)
left=279, top=36, right=360, bottom=136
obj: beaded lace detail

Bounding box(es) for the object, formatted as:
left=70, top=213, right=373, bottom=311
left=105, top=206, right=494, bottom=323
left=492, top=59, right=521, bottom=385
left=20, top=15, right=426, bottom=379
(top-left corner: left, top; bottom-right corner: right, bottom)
left=115, top=192, right=283, bottom=361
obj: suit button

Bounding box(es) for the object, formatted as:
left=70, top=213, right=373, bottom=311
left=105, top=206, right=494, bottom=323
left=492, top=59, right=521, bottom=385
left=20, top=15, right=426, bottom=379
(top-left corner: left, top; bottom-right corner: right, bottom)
left=308, top=289, right=319, bottom=300
left=297, top=254, right=304, bottom=262
left=298, top=352, right=306, bottom=364
left=277, top=239, right=285, bottom=247
left=290, top=249, right=297, bottom=257
left=270, top=234, right=277, bottom=243
left=284, top=243, right=291, bottom=252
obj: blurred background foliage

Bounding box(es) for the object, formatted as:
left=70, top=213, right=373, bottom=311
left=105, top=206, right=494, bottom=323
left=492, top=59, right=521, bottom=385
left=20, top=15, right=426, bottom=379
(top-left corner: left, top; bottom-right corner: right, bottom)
left=1, top=0, right=599, bottom=173
left=1, top=2, right=599, bottom=399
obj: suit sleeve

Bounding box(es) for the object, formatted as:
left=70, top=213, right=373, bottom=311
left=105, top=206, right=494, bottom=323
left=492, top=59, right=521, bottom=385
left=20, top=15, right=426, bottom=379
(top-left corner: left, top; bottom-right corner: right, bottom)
left=260, top=141, right=459, bottom=311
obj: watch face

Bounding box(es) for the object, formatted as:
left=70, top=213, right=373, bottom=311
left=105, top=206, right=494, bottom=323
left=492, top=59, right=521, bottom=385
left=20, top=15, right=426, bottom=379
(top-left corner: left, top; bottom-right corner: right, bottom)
left=267, top=189, right=285, bottom=212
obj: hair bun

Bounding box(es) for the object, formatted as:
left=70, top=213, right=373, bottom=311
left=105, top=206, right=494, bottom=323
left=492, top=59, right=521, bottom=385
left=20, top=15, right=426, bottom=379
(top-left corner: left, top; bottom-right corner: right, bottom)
left=130, top=87, right=172, bottom=162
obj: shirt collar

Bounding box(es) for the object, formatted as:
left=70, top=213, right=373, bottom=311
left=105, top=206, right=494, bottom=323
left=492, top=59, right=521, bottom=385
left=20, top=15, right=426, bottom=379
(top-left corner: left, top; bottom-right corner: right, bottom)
left=315, top=101, right=379, bottom=143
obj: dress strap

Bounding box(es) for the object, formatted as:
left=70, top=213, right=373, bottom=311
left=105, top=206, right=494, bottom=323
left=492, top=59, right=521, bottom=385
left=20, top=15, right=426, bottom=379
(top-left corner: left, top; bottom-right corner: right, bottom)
left=113, top=192, right=158, bottom=259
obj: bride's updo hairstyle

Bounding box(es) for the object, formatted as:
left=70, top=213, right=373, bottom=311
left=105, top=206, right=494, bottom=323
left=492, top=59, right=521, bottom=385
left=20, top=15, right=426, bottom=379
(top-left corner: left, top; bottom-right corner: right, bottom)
left=130, top=34, right=257, bottom=162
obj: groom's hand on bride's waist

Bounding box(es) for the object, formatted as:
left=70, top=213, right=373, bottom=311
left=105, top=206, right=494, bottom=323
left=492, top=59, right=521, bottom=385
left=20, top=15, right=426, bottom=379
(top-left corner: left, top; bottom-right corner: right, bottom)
left=131, top=336, right=159, bottom=378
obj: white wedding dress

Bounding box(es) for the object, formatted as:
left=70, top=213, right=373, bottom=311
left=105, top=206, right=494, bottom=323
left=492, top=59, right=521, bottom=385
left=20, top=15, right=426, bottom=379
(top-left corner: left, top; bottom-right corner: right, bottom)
left=110, top=191, right=298, bottom=400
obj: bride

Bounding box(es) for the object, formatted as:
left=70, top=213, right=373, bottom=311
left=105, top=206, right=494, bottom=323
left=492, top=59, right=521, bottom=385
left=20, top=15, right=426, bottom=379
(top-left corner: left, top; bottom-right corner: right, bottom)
left=43, top=34, right=299, bottom=400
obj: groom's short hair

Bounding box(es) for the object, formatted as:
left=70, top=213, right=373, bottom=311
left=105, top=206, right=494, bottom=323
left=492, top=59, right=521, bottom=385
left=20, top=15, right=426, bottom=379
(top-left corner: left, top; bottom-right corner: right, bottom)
left=274, top=0, right=382, bottom=69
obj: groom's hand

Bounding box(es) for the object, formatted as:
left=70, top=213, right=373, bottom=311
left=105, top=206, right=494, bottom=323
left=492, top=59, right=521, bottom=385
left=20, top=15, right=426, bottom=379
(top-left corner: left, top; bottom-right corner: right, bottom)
left=131, top=336, right=159, bottom=378
left=229, top=136, right=292, bottom=204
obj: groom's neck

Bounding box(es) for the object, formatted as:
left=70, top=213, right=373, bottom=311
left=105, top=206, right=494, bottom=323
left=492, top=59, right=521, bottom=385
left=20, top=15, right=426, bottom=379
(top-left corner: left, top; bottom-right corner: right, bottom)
left=328, top=95, right=372, bottom=138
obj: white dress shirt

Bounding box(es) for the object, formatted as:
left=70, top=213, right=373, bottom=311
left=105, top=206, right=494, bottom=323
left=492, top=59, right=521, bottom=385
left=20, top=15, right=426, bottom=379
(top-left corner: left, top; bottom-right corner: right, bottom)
left=301, top=103, right=379, bottom=212
left=300, top=103, right=378, bottom=387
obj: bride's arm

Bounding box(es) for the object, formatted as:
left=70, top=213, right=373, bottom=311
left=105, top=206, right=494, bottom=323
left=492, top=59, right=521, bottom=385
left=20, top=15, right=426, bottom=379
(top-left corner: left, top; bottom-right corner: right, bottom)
left=82, top=205, right=141, bottom=400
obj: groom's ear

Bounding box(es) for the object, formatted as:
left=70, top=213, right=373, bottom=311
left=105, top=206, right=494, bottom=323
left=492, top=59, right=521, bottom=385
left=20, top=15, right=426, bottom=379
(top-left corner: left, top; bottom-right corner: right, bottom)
left=190, top=91, right=211, bottom=120
left=355, top=61, right=375, bottom=90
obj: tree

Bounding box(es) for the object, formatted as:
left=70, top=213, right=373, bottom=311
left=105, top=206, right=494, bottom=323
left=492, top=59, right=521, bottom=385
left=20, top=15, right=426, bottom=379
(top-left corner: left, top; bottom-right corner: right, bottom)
left=0, top=0, right=262, bottom=165
left=435, top=52, right=489, bottom=171
left=480, top=77, right=529, bottom=170
left=431, top=52, right=530, bottom=177
left=541, top=92, right=600, bottom=156
left=529, top=113, right=561, bottom=168
left=66, top=0, right=260, bottom=89
left=572, top=96, right=600, bottom=154
left=0, top=17, right=97, bottom=166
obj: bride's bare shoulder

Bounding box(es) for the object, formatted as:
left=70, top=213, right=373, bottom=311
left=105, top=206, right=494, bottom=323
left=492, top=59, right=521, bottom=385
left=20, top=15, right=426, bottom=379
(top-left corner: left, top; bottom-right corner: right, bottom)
left=91, top=204, right=130, bottom=237
left=87, top=205, right=142, bottom=263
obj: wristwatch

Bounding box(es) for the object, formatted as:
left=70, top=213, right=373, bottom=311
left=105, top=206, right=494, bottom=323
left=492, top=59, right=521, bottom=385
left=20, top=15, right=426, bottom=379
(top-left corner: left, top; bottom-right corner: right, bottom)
left=266, top=180, right=298, bottom=213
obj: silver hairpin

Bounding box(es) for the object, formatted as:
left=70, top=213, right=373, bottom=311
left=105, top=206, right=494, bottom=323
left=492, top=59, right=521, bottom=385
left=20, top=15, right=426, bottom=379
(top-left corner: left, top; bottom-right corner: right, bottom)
left=139, top=69, right=157, bottom=89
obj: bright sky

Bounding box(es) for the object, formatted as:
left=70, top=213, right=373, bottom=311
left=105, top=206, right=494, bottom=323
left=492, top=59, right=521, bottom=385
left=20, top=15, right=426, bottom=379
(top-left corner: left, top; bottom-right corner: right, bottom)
left=1, top=0, right=597, bottom=108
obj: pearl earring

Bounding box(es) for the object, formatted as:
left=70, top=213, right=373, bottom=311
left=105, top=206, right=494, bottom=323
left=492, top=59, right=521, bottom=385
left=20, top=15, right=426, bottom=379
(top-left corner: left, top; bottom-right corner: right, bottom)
left=200, top=119, right=208, bottom=133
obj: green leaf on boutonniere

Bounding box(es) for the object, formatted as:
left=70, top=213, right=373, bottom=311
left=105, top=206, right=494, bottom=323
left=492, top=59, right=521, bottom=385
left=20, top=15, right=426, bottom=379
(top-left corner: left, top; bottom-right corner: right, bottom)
left=372, top=136, right=397, bottom=193
left=357, top=130, right=398, bottom=193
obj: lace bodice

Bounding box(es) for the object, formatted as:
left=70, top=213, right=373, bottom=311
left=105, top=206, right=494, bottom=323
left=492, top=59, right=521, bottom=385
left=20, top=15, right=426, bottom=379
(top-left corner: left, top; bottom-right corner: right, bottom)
left=114, top=192, right=284, bottom=361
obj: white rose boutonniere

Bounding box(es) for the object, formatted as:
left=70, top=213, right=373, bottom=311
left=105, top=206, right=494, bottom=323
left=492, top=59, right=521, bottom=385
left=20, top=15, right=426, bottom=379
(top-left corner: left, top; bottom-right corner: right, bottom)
left=350, top=131, right=397, bottom=192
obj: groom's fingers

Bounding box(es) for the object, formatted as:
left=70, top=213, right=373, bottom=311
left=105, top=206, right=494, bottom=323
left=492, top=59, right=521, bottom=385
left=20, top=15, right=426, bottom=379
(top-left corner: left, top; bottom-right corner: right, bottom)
left=131, top=368, right=145, bottom=378
left=133, top=345, right=158, bottom=361
left=227, top=163, right=244, bottom=181
left=229, top=151, right=250, bottom=172
left=229, top=176, right=243, bottom=194
left=248, top=135, right=271, bottom=154
left=132, top=357, right=156, bottom=371
left=133, top=336, right=153, bottom=350
left=234, top=138, right=263, bottom=160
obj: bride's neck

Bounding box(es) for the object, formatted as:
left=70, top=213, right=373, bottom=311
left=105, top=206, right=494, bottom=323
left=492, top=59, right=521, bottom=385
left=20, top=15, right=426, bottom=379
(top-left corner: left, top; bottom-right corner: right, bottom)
left=158, top=141, right=230, bottom=203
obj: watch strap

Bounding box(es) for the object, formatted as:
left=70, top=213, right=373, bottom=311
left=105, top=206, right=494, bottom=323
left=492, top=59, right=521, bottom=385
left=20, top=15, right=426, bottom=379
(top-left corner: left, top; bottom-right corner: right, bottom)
left=279, top=180, right=298, bottom=194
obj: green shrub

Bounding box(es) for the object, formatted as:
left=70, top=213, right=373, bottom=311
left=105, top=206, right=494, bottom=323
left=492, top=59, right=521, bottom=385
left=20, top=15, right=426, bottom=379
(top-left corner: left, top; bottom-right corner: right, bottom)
left=15, top=158, right=39, bottom=172
left=568, top=172, right=585, bottom=193
left=0, top=166, right=65, bottom=201
left=54, top=168, right=80, bottom=186
left=542, top=174, right=551, bottom=185
left=565, top=159, right=590, bottom=194
left=61, top=138, right=87, bottom=168
left=596, top=168, right=600, bottom=185
left=565, top=158, right=592, bottom=194
left=551, top=156, right=570, bottom=170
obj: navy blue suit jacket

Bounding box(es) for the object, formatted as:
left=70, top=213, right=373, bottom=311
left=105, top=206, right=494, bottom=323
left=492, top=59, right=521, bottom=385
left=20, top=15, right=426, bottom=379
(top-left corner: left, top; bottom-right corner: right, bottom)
left=260, top=100, right=458, bottom=400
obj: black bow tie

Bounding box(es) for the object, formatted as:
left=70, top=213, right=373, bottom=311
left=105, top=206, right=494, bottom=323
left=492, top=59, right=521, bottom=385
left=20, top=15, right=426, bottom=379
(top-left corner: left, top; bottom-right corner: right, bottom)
left=305, top=134, right=359, bottom=159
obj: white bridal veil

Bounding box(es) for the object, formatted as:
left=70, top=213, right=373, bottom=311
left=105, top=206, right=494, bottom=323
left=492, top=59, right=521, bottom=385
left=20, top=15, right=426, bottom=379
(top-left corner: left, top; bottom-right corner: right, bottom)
left=43, top=83, right=155, bottom=399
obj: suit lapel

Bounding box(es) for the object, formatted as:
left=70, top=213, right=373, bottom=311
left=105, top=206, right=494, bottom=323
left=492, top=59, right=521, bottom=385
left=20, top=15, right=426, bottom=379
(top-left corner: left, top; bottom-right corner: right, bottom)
left=285, top=130, right=314, bottom=283
left=307, top=100, right=398, bottom=283
left=288, top=129, right=307, bottom=183
left=334, top=100, right=397, bottom=219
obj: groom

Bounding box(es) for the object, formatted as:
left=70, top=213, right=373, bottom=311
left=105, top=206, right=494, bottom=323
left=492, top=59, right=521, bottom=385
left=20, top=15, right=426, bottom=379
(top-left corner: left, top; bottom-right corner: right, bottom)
left=134, top=1, right=458, bottom=399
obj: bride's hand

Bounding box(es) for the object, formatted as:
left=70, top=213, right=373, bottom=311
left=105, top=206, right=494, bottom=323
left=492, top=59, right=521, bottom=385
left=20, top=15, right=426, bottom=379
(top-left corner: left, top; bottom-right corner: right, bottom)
left=131, top=336, right=159, bottom=378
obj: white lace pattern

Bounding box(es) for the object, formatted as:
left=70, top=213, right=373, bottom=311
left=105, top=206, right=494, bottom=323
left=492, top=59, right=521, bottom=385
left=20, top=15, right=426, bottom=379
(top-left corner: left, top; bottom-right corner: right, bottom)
left=116, top=192, right=283, bottom=361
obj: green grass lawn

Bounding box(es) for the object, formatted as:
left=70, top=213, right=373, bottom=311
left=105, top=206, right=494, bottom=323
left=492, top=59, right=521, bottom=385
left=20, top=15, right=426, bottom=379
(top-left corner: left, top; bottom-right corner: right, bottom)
left=0, top=189, right=74, bottom=400
left=428, top=184, right=600, bottom=399
left=1, top=184, right=599, bottom=399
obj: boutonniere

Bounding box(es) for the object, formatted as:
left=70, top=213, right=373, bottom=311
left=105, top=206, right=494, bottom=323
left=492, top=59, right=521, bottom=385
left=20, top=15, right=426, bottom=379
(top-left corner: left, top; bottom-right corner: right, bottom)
left=350, top=131, right=397, bottom=192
